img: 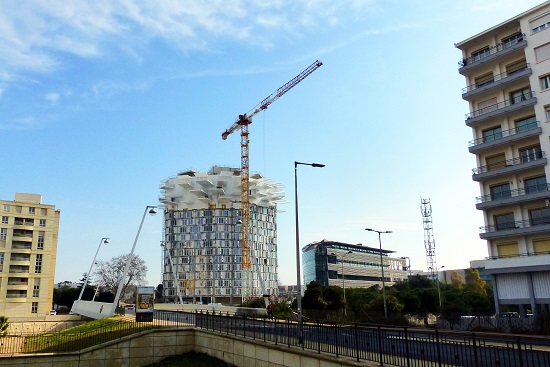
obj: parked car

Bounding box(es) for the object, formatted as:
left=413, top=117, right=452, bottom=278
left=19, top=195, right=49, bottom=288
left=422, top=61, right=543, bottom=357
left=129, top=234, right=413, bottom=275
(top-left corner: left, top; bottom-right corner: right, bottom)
left=49, top=310, right=57, bottom=315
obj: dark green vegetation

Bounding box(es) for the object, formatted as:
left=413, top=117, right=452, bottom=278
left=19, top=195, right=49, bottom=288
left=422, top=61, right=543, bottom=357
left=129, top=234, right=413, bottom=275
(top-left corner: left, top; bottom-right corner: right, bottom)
left=240, top=297, right=294, bottom=319
left=146, top=352, right=235, bottom=367
left=301, top=269, right=494, bottom=324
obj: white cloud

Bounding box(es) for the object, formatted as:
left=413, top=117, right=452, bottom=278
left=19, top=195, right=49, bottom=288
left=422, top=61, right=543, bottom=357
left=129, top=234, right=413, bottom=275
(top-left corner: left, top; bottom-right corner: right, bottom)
left=44, top=93, right=60, bottom=103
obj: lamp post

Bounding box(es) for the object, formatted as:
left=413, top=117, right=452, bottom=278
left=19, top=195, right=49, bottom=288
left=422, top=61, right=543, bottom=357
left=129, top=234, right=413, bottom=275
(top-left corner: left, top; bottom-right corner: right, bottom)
left=331, top=250, right=352, bottom=316
left=77, top=237, right=109, bottom=302
left=113, top=206, right=157, bottom=308
left=365, top=228, right=392, bottom=320
left=295, top=161, right=325, bottom=325
left=161, top=241, right=184, bottom=305
left=429, top=265, right=445, bottom=309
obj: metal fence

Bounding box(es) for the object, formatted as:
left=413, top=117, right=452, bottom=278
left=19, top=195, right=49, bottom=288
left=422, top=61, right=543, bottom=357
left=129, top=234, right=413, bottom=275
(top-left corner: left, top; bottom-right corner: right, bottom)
left=1, top=310, right=550, bottom=367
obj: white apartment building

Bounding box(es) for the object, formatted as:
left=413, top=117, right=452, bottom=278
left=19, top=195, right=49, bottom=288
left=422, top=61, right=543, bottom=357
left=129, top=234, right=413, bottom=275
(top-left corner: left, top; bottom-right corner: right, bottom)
left=159, top=166, right=283, bottom=304
left=0, top=193, right=60, bottom=318
left=456, top=1, right=550, bottom=316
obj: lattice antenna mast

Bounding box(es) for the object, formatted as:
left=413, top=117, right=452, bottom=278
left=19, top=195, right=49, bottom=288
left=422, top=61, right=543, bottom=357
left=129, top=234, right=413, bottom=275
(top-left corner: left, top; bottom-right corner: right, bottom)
left=221, top=60, right=322, bottom=298
left=420, top=198, right=438, bottom=280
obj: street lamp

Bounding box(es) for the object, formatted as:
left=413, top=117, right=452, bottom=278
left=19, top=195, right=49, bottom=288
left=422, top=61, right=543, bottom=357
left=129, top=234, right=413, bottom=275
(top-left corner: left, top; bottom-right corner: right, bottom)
left=295, top=161, right=325, bottom=324
left=365, top=228, right=392, bottom=319
left=113, top=206, right=157, bottom=308
left=331, top=250, right=353, bottom=316
left=429, top=265, right=445, bottom=309
left=161, top=241, right=184, bottom=305
left=77, top=237, right=109, bottom=302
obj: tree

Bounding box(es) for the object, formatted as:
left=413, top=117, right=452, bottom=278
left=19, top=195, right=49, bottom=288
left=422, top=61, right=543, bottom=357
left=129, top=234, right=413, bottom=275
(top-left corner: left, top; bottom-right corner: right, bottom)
left=94, top=254, right=147, bottom=304
left=465, top=268, right=486, bottom=295
left=0, top=316, right=8, bottom=337
left=302, top=281, right=327, bottom=310
left=451, top=271, right=463, bottom=289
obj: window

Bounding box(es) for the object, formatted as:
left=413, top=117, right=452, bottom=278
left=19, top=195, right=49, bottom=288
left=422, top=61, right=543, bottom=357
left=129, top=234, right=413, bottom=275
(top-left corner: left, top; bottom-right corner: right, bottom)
left=531, top=14, right=550, bottom=34
left=506, top=59, right=528, bottom=75
left=535, top=43, right=550, bottom=63
left=31, top=302, right=38, bottom=314
left=525, top=176, right=547, bottom=194
left=510, top=87, right=531, bottom=104
left=35, top=254, right=42, bottom=274
left=37, top=232, right=45, bottom=250
left=541, top=75, right=550, bottom=91
left=530, top=208, right=550, bottom=226
left=515, top=116, right=537, bottom=133
left=0, top=228, right=6, bottom=240
left=3, top=205, right=9, bottom=213
left=471, top=46, right=490, bottom=62
left=497, top=243, right=519, bottom=258
left=490, top=183, right=511, bottom=200
left=28, top=207, right=35, bottom=214
left=486, top=153, right=506, bottom=171
left=1, top=216, right=7, bottom=224
left=482, top=126, right=502, bottom=142
left=0, top=253, right=4, bottom=272
left=33, top=285, right=40, bottom=298
left=533, top=239, right=550, bottom=254
left=475, top=72, right=494, bottom=88
left=519, top=146, right=542, bottom=163
left=39, top=219, right=46, bottom=227
left=546, top=106, right=550, bottom=121
left=494, top=213, right=515, bottom=230
left=501, top=33, right=523, bottom=48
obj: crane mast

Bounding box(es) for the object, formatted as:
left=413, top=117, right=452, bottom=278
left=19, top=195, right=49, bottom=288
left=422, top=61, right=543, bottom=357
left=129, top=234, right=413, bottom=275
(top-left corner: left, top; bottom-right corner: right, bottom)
left=221, top=60, right=322, bottom=298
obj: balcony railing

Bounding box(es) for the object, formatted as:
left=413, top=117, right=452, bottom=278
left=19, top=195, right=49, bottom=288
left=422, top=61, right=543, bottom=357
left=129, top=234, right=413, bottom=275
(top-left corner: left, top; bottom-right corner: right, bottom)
left=476, top=183, right=550, bottom=204
left=458, top=33, right=525, bottom=67
left=5, top=293, right=27, bottom=298
left=486, top=250, right=550, bottom=260
left=472, top=151, right=545, bottom=175
left=462, top=64, right=530, bottom=94
left=480, top=217, right=550, bottom=234
left=468, top=120, right=540, bottom=147
left=465, top=91, right=535, bottom=120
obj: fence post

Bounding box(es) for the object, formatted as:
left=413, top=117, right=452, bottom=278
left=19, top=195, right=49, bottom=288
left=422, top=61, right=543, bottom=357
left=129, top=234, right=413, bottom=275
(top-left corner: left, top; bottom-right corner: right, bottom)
left=263, top=316, right=266, bottom=342
left=516, top=336, right=524, bottom=367
left=287, top=318, right=290, bottom=347
left=354, top=323, right=360, bottom=362
left=335, top=323, right=339, bottom=358
left=377, top=325, right=384, bottom=366
left=243, top=314, right=246, bottom=339
left=404, top=327, right=410, bottom=367
left=472, top=333, right=479, bottom=367
left=317, top=321, right=321, bottom=354
left=435, top=329, right=442, bottom=367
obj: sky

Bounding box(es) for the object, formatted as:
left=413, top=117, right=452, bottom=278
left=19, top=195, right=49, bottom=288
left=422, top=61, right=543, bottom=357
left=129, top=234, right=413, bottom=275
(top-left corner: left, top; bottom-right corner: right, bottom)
left=1, top=0, right=547, bottom=287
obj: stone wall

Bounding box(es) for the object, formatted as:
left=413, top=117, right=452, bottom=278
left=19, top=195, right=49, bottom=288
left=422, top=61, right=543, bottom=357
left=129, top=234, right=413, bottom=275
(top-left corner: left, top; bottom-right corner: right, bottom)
left=0, top=328, right=375, bottom=367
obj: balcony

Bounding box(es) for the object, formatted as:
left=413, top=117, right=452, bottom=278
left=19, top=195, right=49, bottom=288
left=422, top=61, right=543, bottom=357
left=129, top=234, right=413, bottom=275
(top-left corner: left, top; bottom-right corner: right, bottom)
left=458, top=34, right=527, bottom=74
left=462, top=65, right=532, bottom=101
left=472, top=151, right=546, bottom=182
left=484, top=252, right=550, bottom=274
left=468, top=121, right=542, bottom=154
left=480, top=218, right=550, bottom=240
left=8, top=266, right=29, bottom=274
left=475, top=184, right=550, bottom=210
left=465, top=92, right=536, bottom=126
left=11, top=242, right=32, bottom=250
left=12, top=231, right=33, bottom=241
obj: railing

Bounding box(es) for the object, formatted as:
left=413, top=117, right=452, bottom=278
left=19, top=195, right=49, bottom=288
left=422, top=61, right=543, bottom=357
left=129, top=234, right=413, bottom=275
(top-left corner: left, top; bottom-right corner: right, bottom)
left=486, top=250, right=550, bottom=260
left=480, top=217, right=550, bottom=234
left=9, top=257, right=30, bottom=262
left=0, top=310, right=549, bottom=367
left=472, top=151, right=545, bottom=175
left=465, top=91, right=535, bottom=120
left=459, top=33, right=525, bottom=67
left=468, top=120, right=539, bottom=147
left=5, top=294, right=27, bottom=298
left=462, top=64, right=530, bottom=94
left=475, top=183, right=550, bottom=203
left=7, top=281, right=29, bottom=285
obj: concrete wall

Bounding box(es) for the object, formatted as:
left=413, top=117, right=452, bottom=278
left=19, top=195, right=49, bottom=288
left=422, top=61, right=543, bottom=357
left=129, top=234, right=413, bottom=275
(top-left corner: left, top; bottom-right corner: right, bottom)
left=0, top=328, right=375, bottom=367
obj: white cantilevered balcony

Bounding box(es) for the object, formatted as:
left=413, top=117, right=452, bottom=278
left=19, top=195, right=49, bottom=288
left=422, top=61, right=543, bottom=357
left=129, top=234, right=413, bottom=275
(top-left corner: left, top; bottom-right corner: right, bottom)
left=472, top=151, right=546, bottom=182
left=458, top=33, right=527, bottom=74
left=462, top=65, right=532, bottom=101
left=468, top=121, right=542, bottom=154
left=465, top=91, right=536, bottom=127
left=475, top=184, right=550, bottom=210
left=480, top=218, right=550, bottom=240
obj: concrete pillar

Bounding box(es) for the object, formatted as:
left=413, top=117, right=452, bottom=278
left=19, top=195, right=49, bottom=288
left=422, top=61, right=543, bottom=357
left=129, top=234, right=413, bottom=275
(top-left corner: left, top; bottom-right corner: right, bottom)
left=491, top=274, right=500, bottom=315
left=527, top=272, right=537, bottom=317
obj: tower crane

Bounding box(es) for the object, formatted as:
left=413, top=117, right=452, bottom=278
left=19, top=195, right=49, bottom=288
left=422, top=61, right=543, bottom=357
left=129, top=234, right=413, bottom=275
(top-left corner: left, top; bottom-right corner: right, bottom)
left=221, top=60, right=323, bottom=298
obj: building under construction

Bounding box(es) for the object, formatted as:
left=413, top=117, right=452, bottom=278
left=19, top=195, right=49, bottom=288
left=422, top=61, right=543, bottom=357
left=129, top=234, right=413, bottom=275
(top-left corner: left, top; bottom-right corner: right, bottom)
left=159, top=166, right=283, bottom=304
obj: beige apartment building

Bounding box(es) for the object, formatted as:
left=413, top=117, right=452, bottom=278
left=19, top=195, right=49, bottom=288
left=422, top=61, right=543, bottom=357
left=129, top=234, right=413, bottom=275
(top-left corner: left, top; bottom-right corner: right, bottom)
left=0, top=193, right=60, bottom=318
left=456, top=1, right=550, bottom=316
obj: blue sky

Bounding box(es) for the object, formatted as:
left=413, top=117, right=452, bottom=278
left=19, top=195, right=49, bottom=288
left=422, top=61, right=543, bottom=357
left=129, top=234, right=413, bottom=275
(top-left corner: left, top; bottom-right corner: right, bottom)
left=1, top=0, right=546, bottom=286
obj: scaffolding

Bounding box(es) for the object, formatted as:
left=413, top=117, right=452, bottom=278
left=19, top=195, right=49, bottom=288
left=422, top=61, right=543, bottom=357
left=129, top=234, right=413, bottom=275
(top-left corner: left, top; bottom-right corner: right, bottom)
left=420, top=198, right=438, bottom=280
